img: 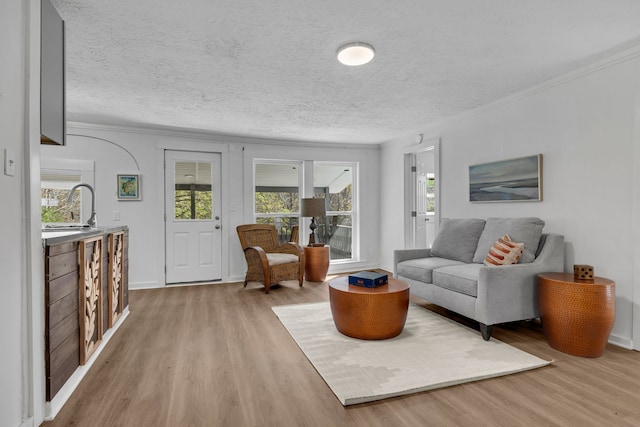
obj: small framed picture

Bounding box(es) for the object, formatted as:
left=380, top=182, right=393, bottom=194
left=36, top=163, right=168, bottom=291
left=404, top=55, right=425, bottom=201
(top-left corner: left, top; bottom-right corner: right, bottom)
left=117, top=174, right=141, bottom=200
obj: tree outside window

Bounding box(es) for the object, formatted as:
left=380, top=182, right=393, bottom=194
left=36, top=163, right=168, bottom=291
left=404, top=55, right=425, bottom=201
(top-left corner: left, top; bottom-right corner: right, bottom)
left=254, top=161, right=301, bottom=243
left=41, top=171, right=81, bottom=224
left=313, top=164, right=355, bottom=260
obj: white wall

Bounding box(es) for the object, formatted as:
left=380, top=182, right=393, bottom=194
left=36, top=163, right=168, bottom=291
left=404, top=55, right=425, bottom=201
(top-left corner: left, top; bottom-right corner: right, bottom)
left=381, top=51, right=640, bottom=349
left=0, top=1, right=26, bottom=425
left=42, top=125, right=381, bottom=289
left=0, top=1, right=43, bottom=426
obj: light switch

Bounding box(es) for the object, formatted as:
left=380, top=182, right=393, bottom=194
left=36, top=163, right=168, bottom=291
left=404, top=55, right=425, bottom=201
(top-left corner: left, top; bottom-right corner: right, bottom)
left=113, top=211, right=121, bottom=221
left=4, top=149, right=16, bottom=176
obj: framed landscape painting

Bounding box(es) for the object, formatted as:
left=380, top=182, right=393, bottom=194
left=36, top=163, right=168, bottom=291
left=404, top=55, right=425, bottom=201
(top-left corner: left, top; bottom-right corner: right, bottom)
left=117, top=174, right=141, bottom=200
left=469, top=154, right=542, bottom=202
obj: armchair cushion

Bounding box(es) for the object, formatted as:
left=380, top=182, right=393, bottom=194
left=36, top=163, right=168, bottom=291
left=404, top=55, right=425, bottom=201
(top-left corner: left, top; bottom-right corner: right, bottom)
left=266, top=253, right=299, bottom=266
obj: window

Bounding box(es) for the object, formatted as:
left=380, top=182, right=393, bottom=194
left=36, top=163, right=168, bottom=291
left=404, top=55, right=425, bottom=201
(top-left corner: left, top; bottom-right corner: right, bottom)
left=254, top=161, right=301, bottom=243
left=41, top=158, right=94, bottom=226
left=313, top=163, right=356, bottom=261
left=41, top=170, right=82, bottom=224
left=427, top=175, right=435, bottom=213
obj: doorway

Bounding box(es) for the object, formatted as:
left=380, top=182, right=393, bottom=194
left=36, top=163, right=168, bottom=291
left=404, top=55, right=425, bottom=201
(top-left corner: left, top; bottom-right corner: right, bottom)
left=164, top=150, right=222, bottom=284
left=404, top=141, right=440, bottom=249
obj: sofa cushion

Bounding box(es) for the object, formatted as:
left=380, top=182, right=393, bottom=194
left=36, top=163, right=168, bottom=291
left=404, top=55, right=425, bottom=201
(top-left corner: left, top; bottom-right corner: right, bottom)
left=432, top=264, right=483, bottom=298
left=472, top=217, right=545, bottom=264
left=484, top=234, right=524, bottom=266
left=430, top=218, right=486, bottom=263
left=396, top=257, right=465, bottom=283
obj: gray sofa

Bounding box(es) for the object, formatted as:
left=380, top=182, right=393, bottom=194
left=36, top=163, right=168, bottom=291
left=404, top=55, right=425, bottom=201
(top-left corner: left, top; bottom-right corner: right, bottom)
left=394, top=218, right=564, bottom=340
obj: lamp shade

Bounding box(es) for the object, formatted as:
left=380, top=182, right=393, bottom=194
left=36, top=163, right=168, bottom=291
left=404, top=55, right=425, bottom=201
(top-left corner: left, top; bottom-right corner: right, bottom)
left=300, top=198, right=326, bottom=217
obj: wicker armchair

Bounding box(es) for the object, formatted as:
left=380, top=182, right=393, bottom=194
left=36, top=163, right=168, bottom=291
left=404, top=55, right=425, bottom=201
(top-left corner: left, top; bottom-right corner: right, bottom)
left=289, top=226, right=299, bottom=243
left=236, top=224, right=305, bottom=293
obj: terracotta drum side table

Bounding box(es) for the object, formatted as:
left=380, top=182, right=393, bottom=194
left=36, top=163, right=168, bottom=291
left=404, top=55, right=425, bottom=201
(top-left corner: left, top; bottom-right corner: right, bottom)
left=328, top=276, right=410, bottom=340
left=304, top=245, right=330, bottom=282
left=538, top=272, right=615, bottom=358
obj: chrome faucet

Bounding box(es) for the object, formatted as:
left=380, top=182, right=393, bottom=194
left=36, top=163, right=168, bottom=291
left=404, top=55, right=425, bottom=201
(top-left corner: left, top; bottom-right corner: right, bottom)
left=67, top=183, right=97, bottom=228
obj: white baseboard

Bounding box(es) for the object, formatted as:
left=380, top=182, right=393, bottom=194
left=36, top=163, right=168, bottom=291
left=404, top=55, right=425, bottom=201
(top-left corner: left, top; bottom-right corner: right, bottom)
left=226, top=275, right=245, bottom=283
left=44, top=308, right=131, bottom=421
left=327, top=262, right=380, bottom=275
left=128, top=280, right=162, bottom=290
left=609, top=333, right=634, bottom=350
left=19, top=418, right=34, bottom=427
left=130, top=277, right=250, bottom=290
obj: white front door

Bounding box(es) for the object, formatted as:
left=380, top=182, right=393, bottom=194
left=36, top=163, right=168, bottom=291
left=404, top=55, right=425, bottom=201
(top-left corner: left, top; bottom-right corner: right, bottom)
left=165, top=150, right=222, bottom=284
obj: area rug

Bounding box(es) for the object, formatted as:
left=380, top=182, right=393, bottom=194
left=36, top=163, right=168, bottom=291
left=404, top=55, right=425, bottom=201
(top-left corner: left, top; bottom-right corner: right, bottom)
left=272, top=302, right=551, bottom=406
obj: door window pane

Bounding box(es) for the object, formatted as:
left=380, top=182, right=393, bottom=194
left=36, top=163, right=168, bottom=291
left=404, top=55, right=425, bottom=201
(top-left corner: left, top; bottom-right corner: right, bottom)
left=174, top=161, right=212, bottom=220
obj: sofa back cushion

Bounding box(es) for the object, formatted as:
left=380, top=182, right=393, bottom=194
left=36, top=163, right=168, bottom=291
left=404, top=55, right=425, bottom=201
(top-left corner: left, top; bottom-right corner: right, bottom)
left=431, top=218, right=486, bottom=263
left=472, top=217, right=545, bottom=264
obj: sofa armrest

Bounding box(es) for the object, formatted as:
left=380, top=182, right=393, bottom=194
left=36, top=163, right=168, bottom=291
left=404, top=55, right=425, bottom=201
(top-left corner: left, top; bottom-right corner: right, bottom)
left=475, top=234, right=565, bottom=325
left=393, top=248, right=432, bottom=277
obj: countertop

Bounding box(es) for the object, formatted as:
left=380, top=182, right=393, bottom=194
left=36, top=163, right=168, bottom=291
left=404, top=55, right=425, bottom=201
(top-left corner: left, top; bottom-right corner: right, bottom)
left=42, top=225, right=128, bottom=245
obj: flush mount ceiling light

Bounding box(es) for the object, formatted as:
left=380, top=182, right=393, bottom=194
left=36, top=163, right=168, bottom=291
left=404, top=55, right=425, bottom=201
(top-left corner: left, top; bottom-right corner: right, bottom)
left=336, top=42, right=375, bottom=66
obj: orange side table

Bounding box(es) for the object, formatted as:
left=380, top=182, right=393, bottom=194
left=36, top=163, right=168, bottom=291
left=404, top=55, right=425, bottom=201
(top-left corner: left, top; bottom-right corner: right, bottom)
left=538, top=272, right=615, bottom=357
left=304, top=245, right=330, bottom=282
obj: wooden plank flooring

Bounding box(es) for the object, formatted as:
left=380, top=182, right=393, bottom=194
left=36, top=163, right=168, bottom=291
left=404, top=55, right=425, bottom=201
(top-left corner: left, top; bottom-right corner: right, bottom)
left=41, top=276, right=640, bottom=427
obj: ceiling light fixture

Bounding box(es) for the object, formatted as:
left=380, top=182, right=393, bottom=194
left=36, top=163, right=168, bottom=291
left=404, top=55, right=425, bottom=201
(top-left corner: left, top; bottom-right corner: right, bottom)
left=336, top=42, right=375, bottom=66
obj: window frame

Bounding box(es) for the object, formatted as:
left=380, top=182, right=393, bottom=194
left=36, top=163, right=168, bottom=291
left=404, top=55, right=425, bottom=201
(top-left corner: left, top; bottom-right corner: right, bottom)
left=253, top=159, right=303, bottom=243
left=40, top=158, right=94, bottom=226
left=313, top=161, right=358, bottom=263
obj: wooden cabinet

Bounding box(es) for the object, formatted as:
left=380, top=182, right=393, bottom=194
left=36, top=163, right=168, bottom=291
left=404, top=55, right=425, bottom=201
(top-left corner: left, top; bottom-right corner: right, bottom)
left=41, top=0, right=66, bottom=145
left=45, top=240, right=79, bottom=400
left=44, top=228, right=128, bottom=400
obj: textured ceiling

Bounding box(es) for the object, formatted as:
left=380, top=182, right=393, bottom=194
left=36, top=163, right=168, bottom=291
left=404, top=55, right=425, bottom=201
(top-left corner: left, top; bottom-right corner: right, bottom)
left=52, top=0, right=640, bottom=144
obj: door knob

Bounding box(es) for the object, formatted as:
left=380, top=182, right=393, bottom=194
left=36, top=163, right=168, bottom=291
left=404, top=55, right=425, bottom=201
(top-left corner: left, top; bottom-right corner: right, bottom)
left=215, top=216, right=220, bottom=220
left=215, top=225, right=221, bottom=229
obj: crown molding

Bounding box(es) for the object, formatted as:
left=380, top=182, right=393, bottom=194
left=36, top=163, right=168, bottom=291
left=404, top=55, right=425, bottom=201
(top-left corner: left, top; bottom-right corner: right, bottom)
left=419, top=43, right=640, bottom=134
left=67, top=121, right=380, bottom=151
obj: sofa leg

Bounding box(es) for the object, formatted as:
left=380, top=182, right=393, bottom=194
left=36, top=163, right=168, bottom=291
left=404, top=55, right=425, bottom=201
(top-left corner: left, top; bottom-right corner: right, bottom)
left=480, top=323, right=493, bottom=341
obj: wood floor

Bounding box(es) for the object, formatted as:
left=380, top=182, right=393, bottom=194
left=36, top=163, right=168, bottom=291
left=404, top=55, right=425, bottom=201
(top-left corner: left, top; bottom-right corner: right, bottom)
left=42, top=276, right=640, bottom=427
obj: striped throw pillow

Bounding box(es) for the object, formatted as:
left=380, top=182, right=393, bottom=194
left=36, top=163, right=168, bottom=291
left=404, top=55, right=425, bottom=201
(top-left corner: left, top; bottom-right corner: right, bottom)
left=483, top=234, right=524, bottom=266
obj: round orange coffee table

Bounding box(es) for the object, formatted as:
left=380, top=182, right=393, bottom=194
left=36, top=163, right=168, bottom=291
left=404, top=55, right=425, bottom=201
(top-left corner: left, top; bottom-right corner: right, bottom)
left=328, top=276, right=410, bottom=340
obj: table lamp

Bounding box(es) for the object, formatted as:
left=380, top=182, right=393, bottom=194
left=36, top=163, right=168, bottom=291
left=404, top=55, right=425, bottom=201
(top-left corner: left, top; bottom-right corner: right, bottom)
left=300, top=198, right=326, bottom=246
